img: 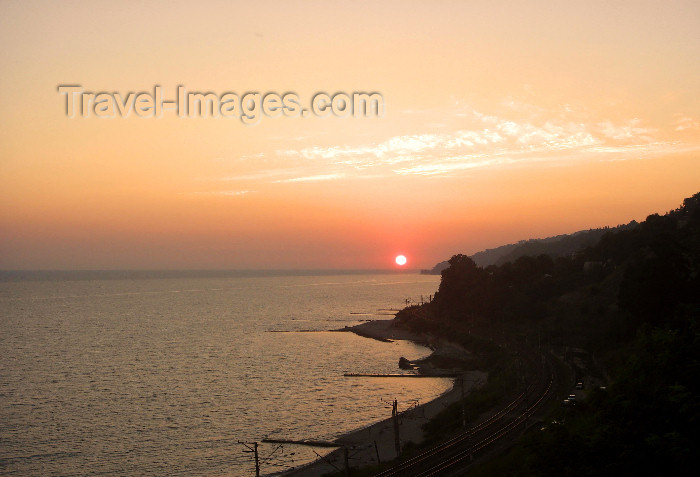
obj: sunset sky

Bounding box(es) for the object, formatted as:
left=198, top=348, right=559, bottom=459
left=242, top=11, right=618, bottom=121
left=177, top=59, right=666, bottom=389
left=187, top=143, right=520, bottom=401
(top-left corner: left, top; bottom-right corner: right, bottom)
left=1, top=0, right=699, bottom=270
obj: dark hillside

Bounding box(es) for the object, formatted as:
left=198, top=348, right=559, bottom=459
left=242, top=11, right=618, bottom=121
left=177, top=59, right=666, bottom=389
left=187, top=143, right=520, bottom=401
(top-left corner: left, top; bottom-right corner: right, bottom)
left=399, top=192, right=700, bottom=475
left=421, top=223, right=637, bottom=274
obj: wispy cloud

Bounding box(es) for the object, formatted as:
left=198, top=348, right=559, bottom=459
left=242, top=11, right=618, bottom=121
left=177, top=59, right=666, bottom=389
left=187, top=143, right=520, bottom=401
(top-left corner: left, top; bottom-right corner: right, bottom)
left=674, top=115, right=700, bottom=131
left=597, top=119, right=656, bottom=141
left=394, top=156, right=513, bottom=176
left=207, top=102, right=695, bottom=186
left=191, top=190, right=254, bottom=196
left=272, top=173, right=346, bottom=183
left=219, top=190, right=253, bottom=196
left=276, top=108, right=664, bottom=173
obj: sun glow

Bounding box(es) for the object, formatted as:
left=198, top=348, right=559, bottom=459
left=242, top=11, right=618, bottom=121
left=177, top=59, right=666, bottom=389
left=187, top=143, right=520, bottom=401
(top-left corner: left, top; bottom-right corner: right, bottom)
left=395, top=255, right=407, bottom=266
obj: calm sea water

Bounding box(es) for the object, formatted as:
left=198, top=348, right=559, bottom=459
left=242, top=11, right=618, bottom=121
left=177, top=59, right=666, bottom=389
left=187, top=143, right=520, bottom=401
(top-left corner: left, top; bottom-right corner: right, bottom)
left=0, top=272, right=449, bottom=476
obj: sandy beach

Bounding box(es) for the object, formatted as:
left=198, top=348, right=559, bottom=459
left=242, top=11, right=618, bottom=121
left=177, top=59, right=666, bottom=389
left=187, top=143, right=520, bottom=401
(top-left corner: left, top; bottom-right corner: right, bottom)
left=275, top=320, right=487, bottom=477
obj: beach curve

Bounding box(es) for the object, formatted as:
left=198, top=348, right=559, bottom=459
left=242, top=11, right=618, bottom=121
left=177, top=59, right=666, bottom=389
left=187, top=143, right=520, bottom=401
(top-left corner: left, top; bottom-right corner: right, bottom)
left=273, top=319, right=486, bottom=477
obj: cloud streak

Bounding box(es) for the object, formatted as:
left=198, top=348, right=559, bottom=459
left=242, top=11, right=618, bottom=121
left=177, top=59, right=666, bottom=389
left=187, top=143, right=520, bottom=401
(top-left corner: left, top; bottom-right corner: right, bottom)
left=191, top=190, right=254, bottom=196
left=674, top=115, right=700, bottom=131
left=213, top=102, right=695, bottom=186
left=273, top=173, right=346, bottom=183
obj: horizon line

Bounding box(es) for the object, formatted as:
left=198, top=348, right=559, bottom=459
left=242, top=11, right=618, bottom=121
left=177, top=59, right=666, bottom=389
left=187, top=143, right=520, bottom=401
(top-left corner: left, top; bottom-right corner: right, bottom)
left=0, top=268, right=428, bottom=282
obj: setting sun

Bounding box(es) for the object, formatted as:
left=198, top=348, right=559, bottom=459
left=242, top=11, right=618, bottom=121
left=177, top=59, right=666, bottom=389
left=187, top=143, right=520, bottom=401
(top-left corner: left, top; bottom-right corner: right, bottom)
left=395, top=255, right=407, bottom=266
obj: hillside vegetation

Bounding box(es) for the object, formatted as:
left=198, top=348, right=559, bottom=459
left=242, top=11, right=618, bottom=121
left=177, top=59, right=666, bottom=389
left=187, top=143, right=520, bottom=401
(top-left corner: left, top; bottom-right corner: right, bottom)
left=421, top=222, right=638, bottom=274
left=399, top=192, right=700, bottom=476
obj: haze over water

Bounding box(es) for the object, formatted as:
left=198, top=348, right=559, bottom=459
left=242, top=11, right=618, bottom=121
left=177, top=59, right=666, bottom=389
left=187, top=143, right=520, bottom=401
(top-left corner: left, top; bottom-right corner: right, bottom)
left=0, top=272, right=450, bottom=476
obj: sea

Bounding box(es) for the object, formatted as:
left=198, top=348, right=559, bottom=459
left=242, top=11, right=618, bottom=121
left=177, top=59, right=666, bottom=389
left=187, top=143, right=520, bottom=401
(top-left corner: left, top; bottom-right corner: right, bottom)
left=0, top=271, right=451, bottom=476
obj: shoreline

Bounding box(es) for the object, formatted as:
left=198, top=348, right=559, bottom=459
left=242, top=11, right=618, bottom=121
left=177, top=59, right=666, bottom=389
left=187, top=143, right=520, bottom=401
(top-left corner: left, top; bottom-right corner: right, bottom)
left=273, top=319, right=486, bottom=477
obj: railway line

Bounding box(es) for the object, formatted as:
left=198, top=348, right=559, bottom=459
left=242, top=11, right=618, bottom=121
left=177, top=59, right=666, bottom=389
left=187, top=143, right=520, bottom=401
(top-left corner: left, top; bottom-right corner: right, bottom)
left=374, top=347, right=557, bottom=477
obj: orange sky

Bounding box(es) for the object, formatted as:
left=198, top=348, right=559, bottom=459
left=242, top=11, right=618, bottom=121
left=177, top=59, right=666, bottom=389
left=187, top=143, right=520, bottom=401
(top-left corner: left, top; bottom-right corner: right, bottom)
left=1, top=1, right=699, bottom=270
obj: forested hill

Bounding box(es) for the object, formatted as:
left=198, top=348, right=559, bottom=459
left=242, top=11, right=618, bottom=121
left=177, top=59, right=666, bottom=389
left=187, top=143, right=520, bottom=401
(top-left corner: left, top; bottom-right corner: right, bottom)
left=400, top=191, right=700, bottom=476
left=474, top=222, right=637, bottom=267
left=421, top=222, right=637, bottom=274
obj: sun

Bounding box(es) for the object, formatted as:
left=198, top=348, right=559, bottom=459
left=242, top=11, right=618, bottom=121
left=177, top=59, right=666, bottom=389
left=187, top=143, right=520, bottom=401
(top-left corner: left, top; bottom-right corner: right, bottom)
left=395, top=255, right=407, bottom=266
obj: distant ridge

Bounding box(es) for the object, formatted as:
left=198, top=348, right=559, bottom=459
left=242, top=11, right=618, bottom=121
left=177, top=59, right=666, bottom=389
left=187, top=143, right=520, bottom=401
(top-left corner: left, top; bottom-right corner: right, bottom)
left=421, top=221, right=638, bottom=274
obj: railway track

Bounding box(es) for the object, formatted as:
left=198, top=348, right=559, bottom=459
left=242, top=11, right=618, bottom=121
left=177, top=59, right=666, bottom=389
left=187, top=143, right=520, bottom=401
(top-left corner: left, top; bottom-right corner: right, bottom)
left=374, top=348, right=557, bottom=477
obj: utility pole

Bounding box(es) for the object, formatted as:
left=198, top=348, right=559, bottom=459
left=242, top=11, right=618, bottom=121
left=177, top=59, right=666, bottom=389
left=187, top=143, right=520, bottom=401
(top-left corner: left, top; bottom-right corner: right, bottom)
left=344, top=447, right=350, bottom=477
left=392, top=399, right=400, bottom=456
left=238, top=441, right=260, bottom=477
left=459, top=377, right=467, bottom=429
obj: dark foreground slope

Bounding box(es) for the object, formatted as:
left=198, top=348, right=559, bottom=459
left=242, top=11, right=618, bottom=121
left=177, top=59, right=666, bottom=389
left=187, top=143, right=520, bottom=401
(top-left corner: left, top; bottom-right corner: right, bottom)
left=398, top=192, right=700, bottom=476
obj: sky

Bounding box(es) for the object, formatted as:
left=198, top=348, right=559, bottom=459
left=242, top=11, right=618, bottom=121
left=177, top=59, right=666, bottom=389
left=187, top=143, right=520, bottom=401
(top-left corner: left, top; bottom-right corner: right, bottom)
left=1, top=0, right=699, bottom=270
